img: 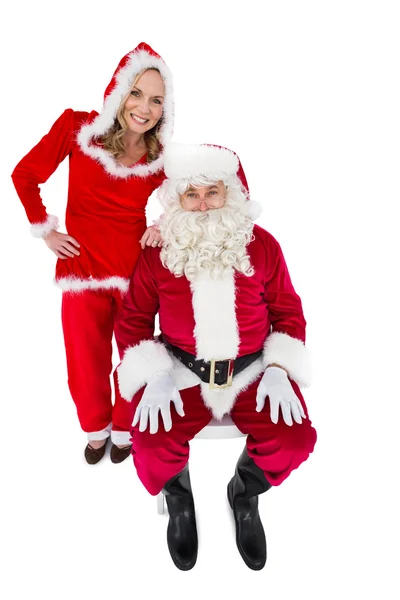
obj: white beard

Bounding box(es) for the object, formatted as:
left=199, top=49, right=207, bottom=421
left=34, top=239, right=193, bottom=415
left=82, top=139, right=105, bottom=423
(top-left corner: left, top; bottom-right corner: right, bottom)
left=160, top=190, right=255, bottom=281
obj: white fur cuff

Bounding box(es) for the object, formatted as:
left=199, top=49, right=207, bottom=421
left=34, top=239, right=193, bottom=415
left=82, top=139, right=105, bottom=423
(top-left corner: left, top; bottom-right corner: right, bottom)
left=117, top=340, right=174, bottom=401
left=263, top=332, right=312, bottom=387
left=30, top=214, right=59, bottom=238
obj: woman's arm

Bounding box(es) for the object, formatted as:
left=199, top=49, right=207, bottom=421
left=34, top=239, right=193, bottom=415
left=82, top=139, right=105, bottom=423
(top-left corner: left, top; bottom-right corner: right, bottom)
left=11, top=108, right=76, bottom=238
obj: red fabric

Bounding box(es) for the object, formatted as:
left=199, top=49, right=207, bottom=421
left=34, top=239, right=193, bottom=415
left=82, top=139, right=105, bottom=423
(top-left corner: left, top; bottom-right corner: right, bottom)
left=11, top=109, right=85, bottom=225
left=231, top=378, right=316, bottom=483
left=61, top=289, right=131, bottom=434
left=11, top=43, right=172, bottom=440
left=115, top=224, right=306, bottom=358
left=129, top=378, right=316, bottom=495
left=237, top=158, right=249, bottom=194
left=11, top=109, right=165, bottom=285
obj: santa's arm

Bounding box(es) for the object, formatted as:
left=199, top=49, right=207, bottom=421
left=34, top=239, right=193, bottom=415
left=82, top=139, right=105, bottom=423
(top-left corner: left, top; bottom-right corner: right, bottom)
left=115, top=250, right=174, bottom=401
left=262, top=234, right=312, bottom=388
left=11, top=109, right=78, bottom=238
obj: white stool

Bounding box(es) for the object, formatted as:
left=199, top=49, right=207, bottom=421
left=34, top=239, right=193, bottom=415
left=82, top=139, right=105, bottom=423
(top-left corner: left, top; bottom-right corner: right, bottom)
left=156, top=414, right=245, bottom=514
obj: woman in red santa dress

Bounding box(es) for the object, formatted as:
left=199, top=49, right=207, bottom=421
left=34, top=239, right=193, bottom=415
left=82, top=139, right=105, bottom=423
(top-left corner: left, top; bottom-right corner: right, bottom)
left=11, top=42, right=175, bottom=464
left=115, top=143, right=317, bottom=570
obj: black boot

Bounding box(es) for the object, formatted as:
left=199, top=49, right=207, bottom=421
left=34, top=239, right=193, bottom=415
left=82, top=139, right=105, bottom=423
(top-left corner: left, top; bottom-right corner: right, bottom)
left=227, top=447, right=272, bottom=570
left=162, top=464, right=198, bottom=571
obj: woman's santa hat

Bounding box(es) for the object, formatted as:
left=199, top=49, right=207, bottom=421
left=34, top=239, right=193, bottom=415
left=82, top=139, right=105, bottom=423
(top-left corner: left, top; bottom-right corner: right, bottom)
left=77, top=42, right=174, bottom=178
left=163, top=143, right=262, bottom=220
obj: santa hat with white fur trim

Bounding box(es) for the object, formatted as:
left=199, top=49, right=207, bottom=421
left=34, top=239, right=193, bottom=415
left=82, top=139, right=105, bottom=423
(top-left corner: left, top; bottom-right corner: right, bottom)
left=163, top=143, right=262, bottom=220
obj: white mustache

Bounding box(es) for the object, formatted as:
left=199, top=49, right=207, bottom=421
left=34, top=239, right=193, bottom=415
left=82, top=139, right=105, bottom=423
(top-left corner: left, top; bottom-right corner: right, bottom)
left=160, top=198, right=254, bottom=281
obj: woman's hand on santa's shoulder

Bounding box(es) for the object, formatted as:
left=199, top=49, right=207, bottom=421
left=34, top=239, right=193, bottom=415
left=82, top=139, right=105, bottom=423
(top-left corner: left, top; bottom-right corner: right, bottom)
left=256, top=366, right=305, bottom=427
left=140, top=225, right=162, bottom=249
left=132, top=372, right=184, bottom=434
left=44, top=230, right=80, bottom=260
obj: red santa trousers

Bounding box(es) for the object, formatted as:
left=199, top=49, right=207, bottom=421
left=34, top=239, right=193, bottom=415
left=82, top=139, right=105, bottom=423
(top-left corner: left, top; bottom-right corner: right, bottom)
left=62, top=289, right=132, bottom=445
left=129, top=376, right=317, bottom=495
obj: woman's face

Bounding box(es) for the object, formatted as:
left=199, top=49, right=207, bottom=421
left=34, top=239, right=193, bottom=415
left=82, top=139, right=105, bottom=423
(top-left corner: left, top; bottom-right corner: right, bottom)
left=123, top=69, right=165, bottom=134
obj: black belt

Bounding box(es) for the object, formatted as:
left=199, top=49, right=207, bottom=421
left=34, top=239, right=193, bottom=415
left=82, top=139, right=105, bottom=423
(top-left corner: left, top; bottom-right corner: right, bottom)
left=164, top=341, right=263, bottom=388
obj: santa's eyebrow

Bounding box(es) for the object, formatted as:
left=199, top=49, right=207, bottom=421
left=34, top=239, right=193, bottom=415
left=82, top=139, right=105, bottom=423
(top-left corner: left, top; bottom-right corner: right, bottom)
left=185, top=185, right=218, bottom=192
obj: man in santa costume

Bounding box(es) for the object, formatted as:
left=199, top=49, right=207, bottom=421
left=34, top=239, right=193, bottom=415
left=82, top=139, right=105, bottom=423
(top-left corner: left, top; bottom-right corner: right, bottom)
left=115, top=143, right=317, bottom=570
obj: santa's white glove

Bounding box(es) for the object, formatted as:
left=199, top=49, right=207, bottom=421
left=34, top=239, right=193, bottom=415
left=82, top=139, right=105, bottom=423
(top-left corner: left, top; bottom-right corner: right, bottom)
left=256, top=366, right=306, bottom=426
left=132, top=372, right=184, bottom=434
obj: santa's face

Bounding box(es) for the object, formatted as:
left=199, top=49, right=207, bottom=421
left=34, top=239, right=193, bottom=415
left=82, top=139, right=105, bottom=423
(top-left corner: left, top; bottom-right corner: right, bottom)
left=123, top=69, right=164, bottom=134
left=179, top=181, right=227, bottom=212
left=160, top=179, right=254, bottom=281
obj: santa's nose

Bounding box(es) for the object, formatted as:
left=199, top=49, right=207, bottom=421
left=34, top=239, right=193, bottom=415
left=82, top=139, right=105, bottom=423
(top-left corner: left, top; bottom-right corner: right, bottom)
left=198, top=201, right=209, bottom=211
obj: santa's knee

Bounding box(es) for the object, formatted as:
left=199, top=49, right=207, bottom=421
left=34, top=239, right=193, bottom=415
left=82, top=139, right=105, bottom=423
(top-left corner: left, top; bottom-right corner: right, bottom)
left=284, top=419, right=317, bottom=455
left=132, top=433, right=189, bottom=495
left=248, top=421, right=317, bottom=485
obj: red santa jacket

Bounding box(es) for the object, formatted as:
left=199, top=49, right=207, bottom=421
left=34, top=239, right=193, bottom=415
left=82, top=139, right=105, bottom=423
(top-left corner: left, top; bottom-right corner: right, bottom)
left=116, top=225, right=312, bottom=417
left=11, top=42, right=174, bottom=293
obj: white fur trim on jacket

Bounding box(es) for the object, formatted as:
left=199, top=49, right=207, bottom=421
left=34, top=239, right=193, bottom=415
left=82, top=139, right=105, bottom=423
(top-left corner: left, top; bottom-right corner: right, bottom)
left=190, top=269, right=240, bottom=361
left=263, top=332, right=312, bottom=387
left=77, top=49, right=174, bottom=179
left=164, top=143, right=239, bottom=181
left=117, top=340, right=174, bottom=401
left=56, top=276, right=129, bottom=293
left=30, top=214, right=59, bottom=238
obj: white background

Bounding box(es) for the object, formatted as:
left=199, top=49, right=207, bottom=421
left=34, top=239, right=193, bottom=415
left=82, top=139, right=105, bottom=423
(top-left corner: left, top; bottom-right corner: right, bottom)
left=1, top=1, right=399, bottom=598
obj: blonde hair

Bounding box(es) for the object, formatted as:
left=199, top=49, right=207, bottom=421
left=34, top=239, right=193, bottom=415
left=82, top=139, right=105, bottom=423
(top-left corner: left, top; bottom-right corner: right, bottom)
left=100, top=68, right=163, bottom=163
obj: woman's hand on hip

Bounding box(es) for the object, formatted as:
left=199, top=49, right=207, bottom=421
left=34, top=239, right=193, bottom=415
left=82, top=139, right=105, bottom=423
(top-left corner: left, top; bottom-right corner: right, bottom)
left=44, top=230, right=80, bottom=260
left=140, top=225, right=162, bottom=249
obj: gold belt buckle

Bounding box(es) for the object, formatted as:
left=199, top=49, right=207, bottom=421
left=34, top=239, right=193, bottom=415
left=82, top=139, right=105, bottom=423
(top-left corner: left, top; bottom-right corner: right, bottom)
left=209, top=358, right=234, bottom=389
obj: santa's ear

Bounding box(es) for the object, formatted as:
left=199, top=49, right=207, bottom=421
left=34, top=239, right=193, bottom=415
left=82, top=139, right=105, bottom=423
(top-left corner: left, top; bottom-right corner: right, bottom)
left=246, top=200, right=262, bottom=221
